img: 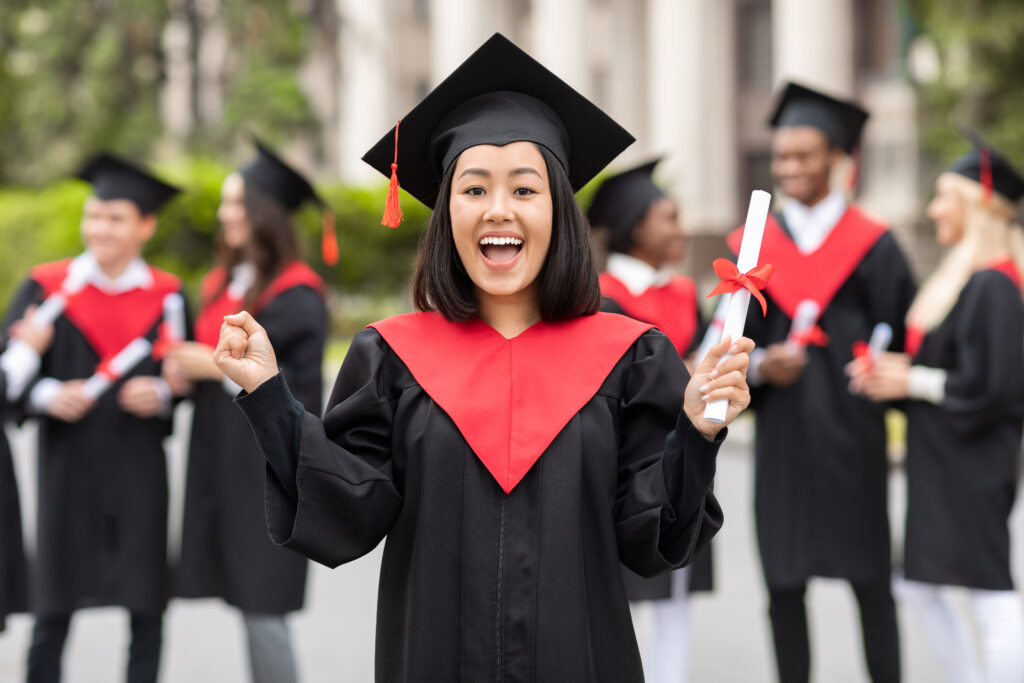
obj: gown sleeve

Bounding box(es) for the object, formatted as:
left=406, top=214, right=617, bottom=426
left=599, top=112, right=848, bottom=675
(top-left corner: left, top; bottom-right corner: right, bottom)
left=236, top=328, right=402, bottom=569
left=855, top=232, right=917, bottom=353
left=938, top=270, right=1024, bottom=434
left=1, top=279, right=46, bottom=422
left=614, top=331, right=724, bottom=578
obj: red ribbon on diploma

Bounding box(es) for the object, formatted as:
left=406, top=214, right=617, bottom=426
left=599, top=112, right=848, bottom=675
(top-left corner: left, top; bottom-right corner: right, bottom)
left=852, top=340, right=874, bottom=371
left=791, top=325, right=830, bottom=348
left=706, top=258, right=775, bottom=316
left=94, top=356, right=119, bottom=382
left=152, top=322, right=176, bottom=361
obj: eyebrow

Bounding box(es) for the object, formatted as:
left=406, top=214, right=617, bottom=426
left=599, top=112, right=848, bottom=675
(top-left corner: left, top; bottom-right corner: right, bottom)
left=458, top=167, right=543, bottom=180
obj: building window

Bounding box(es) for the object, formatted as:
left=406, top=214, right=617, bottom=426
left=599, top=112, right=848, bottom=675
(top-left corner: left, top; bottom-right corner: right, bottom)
left=742, top=149, right=773, bottom=201
left=738, top=1, right=772, bottom=89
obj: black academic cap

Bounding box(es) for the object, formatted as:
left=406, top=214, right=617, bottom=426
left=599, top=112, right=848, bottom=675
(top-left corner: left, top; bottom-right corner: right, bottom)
left=586, top=159, right=666, bottom=241
left=948, top=129, right=1024, bottom=203
left=239, top=138, right=323, bottom=212
left=361, top=33, right=635, bottom=210
left=76, top=153, right=181, bottom=215
left=768, top=82, right=869, bottom=154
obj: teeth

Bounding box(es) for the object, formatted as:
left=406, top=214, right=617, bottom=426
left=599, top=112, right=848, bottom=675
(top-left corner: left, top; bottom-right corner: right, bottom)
left=478, top=236, right=524, bottom=246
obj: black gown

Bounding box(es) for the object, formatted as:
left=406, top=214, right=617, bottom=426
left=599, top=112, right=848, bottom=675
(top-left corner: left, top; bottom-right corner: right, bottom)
left=739, top=213, right=916, bottom=587
left=175, top=280, right=325, bottom=614
left=904, top=267, right=1024, bottom=590
left=0, top=372, right=28, bottom=631
left=236, top=316, right=724, bottom=682
left=3, top=265, right=183, bottom=615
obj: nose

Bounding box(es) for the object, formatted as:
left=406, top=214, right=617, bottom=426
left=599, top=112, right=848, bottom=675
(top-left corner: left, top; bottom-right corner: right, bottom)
left=482, top=191, right=513, bottom=223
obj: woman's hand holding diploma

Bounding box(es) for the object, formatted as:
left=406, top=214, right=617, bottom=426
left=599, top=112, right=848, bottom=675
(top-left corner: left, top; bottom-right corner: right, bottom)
left=685, top=335, right=755, bottom=440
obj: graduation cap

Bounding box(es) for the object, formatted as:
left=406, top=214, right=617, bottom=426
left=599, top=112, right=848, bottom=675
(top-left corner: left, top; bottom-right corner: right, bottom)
left=76, top=153, right=181, bottom=215
left=768, top=82, right=869, bottom=154
left=239, top=138, right=339, bottom=265
left=586, top=158, right=666, bottom=245
left=948, top=129, right=1024, bottom=203
left=361, top=33, right=635, bottom=226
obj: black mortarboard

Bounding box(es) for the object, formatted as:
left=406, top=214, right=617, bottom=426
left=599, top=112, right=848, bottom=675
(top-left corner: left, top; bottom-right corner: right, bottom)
left=76, top=153, right=181, bottom=215
left=768, top=82, right=869, bottom=154
left=239, top=138, right=323, bottom=212
left=361, top=33, right=634, bottom=221
left=586, top=159, right=666, bottom=242
left=948, top=129, right=1024, bottom=203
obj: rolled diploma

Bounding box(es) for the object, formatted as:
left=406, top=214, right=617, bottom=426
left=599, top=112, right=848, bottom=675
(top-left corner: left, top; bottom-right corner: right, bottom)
left=703, top=189, right=771, bottom=423
left=867, top=322, right=893, bottom=357
left=163, top=293, right=186, bottom=343
left=785, top=300, right=822, bottom=351
left=32, top=266, right=91, bottom=328
left=694, top=296, right=730, bottom=365
left=82, top=338, right=153, bottom=399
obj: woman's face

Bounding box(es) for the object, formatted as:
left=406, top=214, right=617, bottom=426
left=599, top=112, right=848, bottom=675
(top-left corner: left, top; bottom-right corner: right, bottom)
left=449, top=141, right=553, bottom=305
left=927, top=173, right=966, bottom=247
left=631, top=196, right=686, bottom=267
left=218, top=173, right=252, bottom=250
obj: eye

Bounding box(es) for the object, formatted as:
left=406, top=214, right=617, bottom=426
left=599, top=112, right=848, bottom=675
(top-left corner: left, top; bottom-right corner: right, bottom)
left=513, top=187, right=537, bottom=196
left=464, top=186, right=485, bottom=196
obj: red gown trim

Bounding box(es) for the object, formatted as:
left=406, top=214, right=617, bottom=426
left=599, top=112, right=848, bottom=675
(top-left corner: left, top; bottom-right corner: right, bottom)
left=194, top=262, right=325, bottom=347
left=727, top=207, right=888, bottom=320
left=599, top=272, right=698, bottom=356
left=370, top=311, right=654, bottom=494
left=31, top=259, right=182, bottom=361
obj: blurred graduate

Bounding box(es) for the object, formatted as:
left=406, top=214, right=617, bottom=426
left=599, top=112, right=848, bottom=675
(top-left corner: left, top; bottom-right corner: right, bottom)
left=1, top=154, right=184, bottom=683
left=733, top=83, right=916, bottom=683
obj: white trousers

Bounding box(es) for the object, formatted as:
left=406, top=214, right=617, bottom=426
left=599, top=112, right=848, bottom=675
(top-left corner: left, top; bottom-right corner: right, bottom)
left=896, top=576, right=1024, bottom=683
left=629, top=567, right=692, bottom=683
left=242, top=612, right=299, bottom=683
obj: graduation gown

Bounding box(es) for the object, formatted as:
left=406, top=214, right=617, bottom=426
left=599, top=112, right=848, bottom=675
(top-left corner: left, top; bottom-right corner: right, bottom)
left=175, top=263, right=326, bottom=614
left=236, top=312, right=724, bottom=682
left=732, top=209, right=916, bottom=587
left=903, top=265, right=1024, bottom=590
left=2, top=259, right=183, bottom=615
left=600, top=272, right=713, bottom=597
left=0, top=373, right=29, bottom=631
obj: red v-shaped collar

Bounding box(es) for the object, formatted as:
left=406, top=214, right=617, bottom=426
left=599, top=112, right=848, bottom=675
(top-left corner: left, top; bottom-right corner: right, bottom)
left=728, top=207, right=887, bottom=320
left=370, top=311, right=653, bottom=493
left=31, top=259, right=181, bottom=361
left=599, top=273, right=698, bottom=357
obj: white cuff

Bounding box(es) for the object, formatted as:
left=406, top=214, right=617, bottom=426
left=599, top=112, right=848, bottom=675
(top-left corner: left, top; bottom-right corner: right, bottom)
left=151, top=377, right=173, bottom=418
left=1, top=340, right=41, bottom=401
left=747, top=348, right=767, bottom=387
left=907, top=365, right=947, bottom=404
left=28, top=378, right=62, bottom=414
left=222, top=375, right=243, bottom=397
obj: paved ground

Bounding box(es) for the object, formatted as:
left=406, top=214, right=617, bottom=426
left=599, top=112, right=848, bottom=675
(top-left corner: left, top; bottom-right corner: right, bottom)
left=1, top=400, right=1020, bottom=682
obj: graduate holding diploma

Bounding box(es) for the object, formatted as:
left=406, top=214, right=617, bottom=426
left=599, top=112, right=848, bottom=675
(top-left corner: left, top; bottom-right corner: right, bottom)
left=853, top=135, right=1024, bottom=683
left=214, top=34, right=753, bottom=682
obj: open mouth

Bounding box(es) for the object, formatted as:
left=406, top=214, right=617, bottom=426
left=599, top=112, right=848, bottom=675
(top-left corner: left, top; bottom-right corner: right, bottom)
left=478, top=235, right=524, bottom=263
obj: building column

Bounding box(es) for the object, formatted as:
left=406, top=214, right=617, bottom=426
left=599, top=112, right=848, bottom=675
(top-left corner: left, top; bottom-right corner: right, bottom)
left=530, top=0, right=589, bottom=94
left=429, top=0, right=494, bottom=85
left=336, top=0, right=388, bottom=182
left=772, top=0, right=854, bottom=93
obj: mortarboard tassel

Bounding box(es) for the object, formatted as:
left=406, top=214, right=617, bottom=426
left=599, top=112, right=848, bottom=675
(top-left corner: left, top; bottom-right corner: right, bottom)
left=845, top=145, right=861, bottom=196
left=321, top=209, right=339, bottom=265
left=979, top=145, right=993, bottom=203
left=382, top=120, right=403, bottom=228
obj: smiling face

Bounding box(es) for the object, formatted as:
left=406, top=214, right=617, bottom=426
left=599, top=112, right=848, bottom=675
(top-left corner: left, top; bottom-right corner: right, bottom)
left=771, top=125, right=842, bottom=206
left=927, top=173, right=967, bottom=247
left=218, top=172, right=252, bottom=250
left=80, top=197, right=155, bottom=272
left=449, top=141, right=554, bottom=312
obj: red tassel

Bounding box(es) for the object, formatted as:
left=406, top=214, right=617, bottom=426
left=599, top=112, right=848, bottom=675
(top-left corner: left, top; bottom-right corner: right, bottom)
left=381, top=120, right=403, bottom=228
left=980, top=146, right=993, bottom=203
left=321, top=210, right=339, bottom=265
left=846, top=145, right=861, bottom=195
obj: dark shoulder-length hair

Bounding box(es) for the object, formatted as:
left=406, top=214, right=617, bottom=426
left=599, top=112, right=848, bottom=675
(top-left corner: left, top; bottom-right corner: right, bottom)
left=210, top=179, right=300, bottom=309
left=412, top=144, right=601, bottom=322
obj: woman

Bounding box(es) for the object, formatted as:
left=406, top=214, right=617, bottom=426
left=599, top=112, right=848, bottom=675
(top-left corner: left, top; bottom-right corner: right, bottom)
left=588, top=159, right=709, bottom=683
left=166, top=141, right=327, bottom=683
left=0, top=308, right=53, bottom=632
left=854, top=138, right=1024, bottom=682
left=213, top=34, right=752, bottom=681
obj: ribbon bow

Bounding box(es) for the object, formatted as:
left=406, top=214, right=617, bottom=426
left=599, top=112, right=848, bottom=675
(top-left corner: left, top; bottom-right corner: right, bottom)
left=706, top=258, right=775, bottom=316
left=791, top=325, right=830, bottom=348
left=852, top=341, right=874, bottom=371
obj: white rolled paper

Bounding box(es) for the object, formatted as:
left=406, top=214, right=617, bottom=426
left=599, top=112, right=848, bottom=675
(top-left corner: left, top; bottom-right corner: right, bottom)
left=81, top=337, right=153, bottom=399
left=163, top=293, right=186, bottom=343
left=694, top=296, right=730, bottom=366
left=33, top=294, right=67, bottom=328
left=704, top=189, right=772, bottom=424
left=785, top=299, right=821, bottom=351
left=867, top=322, right=893, bottom=357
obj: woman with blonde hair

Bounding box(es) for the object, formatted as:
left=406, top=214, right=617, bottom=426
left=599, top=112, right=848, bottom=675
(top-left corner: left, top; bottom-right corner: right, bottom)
left=854, top=135, right=1024, bottom=682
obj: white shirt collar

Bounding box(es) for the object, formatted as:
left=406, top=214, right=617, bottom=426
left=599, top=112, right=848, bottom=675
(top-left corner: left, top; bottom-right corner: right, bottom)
left=606, top=253, right=673, bottom=296
left=228, top=262, right=256, bottom=299
left=70, top=251, right=153, bottom=294
left=781, top=191, right=847, bottom=254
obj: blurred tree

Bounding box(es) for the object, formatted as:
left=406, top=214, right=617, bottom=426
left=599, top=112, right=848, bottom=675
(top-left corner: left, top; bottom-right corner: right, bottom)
left=905, top=0, right=1024, bottom=169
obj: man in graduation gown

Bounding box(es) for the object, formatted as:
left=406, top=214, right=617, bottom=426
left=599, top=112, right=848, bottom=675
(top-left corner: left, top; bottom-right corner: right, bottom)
left=734, top=83, right=916, bottom=683
left=1, top=153, right=183, bottom=683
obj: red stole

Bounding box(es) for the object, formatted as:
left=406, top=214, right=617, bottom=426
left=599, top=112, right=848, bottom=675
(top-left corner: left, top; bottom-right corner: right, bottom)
left=599, top=272, right=698, bottom=357
left=194, top=262, right=325, bottom=347
left=31, top=259, right=181, bottom=361
left=728, top=207, right=888, bottom=320
left=370, top=311, right=653, bottom=494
